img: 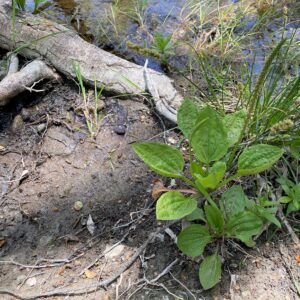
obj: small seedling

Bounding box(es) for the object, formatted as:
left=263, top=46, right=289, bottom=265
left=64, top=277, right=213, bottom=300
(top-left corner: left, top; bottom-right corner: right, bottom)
left=152, top=33, right=175, bottom=66
left=276, top=177, right=300, bottom=214
left=73, top=62, right=105, bottom=139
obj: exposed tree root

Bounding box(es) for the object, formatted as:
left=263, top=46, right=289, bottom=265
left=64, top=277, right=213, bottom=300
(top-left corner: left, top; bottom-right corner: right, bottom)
left=0, top=2, right=183, bottom=122
left=0, top=60, right=60, bottom=106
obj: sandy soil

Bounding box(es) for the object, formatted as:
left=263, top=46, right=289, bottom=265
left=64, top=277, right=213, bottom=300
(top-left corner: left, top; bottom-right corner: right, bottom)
left=0, top=77, right=299, bottom=300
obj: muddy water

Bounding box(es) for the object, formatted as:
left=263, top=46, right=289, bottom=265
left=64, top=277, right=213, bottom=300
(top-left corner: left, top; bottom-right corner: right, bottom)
left=25, top=0, right=300, bottom=75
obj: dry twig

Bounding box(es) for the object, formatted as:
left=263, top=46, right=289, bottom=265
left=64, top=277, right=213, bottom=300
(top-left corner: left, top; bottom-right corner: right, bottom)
left=278, top=206, right=300, bottom=247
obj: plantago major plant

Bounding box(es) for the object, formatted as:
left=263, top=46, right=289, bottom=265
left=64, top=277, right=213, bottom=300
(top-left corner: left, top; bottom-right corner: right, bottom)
left=133, top=100, right=283, bottom=289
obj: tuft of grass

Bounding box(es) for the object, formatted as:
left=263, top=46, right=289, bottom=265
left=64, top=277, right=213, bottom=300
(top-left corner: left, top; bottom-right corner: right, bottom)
left=73, top=62, right=105, bottom=139
left=187, top=35, right=300, bottom=151
left=14, top=0, right=46, bottom=12
left=125, top=0, right=148, bottom=28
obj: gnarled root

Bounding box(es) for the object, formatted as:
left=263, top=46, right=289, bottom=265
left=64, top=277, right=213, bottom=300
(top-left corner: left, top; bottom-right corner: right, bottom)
left=0, top=60, right=60, bottom=106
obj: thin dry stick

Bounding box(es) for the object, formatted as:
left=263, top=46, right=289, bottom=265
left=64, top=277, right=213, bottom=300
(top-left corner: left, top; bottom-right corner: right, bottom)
left=115, top=273, right=123, bottom=300
left=0, top=255, right=84, bottom=270
left=79, top=232, right=130, bottom=276
left=0, top=222, right=178, bottom=300
left=278, top=206, right=300, bottom=247
left=17, top=263, right=36, bottom=290
left=279, top=244, right=300, bottom=296
left=170, top=272, right=198, bottom=300
left=149, top=259, right=178, bottom=283
left=126, top=259, right=179, bottom=300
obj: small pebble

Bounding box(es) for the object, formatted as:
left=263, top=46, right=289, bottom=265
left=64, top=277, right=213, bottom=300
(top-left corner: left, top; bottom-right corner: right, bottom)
left=37, top=123, right=46, bottom=133
left=74, top=201, right=83, bottom=211
left=26, top=277, right=37, bottom=287
left=11, top=115, right=24, bottom=133
left=20, top=108, right=31, bottom=121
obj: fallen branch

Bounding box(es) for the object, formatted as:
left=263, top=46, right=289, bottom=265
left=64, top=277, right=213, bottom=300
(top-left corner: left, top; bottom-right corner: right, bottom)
left=0, top=60, right=60, bottom=106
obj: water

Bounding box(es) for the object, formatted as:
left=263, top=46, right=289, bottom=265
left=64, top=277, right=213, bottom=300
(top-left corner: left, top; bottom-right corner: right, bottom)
left=25, top=0, right=300, bottom=75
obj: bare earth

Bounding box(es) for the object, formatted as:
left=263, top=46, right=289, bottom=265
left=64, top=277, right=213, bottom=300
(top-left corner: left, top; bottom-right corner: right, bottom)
left=0, top=80, right=299, bottom=300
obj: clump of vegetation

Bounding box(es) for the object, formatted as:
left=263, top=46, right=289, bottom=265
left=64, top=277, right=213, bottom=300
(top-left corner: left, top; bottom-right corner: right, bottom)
left=132, top=39, right=300, bottom=290
left=73, top=62, right=105, bottom=139
left=189, top=38, right=300, bottom=146
left=126, top=0, right=148, bottom=28
left=126, top=33, right=176, bottom=67
left=151, top=33, right=176, bottom=66
left=133, top=102, right=284, bottom=289
left=276, top=177, right=300, bottom=214
left=14, top=0, right=45, bottom=12
left=126, top=41, right=161, bottom=59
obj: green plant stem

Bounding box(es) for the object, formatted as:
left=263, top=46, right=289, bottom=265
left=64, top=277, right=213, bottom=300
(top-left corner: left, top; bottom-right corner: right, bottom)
left=218, top=174, right=240, bottom=188
left=180, top=176, right=215, bottom=206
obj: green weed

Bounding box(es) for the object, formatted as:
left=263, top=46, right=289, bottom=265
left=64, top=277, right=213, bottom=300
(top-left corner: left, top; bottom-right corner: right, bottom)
left=151, top=33, right=175, bottom=66
left=132, top=101, right=284, bottom=289
left=125, top=0, right=148, bottom=28
left=73, top=62, right=105, bottom=139
left=13, top=0, right=46, bottom=12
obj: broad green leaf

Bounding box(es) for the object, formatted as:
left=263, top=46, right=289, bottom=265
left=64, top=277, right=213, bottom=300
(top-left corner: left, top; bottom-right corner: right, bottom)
left=256, top=207, right=281, bottom=228
left=133, top=142, right=184, bottom=178
left=220, top=185, right=247, bottom=218
left=205, top=204, right=224, bottom=235
left=190, top=162, right=204, bottom=177
left=290, top=146, right=300, bottom=159
left=294, top=183, right=300, bottom=196
left=177, top=224, right=212, bottom=257
left=196, top=161, right=226, bottom=189
left=178, top=99, right=199, bottom=139
left=227, top=211, right=263, bottom=247
left=259, top=197, right=281, bottom=207
left=156, top=192, right=197, bottom=220
left=287, top=202, right=300, bottom=214
left=276, top=177, right=293, bottom=195
left=185, top=207, right=206, bottom=222
left=237, top=144, right=284, bottom=176
left=223, top=110, right=247, bottom=147
left=199, top=254, right=222, bottom=290
left=278, top=196, right=291, bottom=204
left=190, top=106, right=229, bottom=164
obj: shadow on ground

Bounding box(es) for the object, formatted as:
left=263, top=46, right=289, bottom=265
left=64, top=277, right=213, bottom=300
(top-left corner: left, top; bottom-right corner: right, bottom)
left=0, top=81, right=299, bottom=300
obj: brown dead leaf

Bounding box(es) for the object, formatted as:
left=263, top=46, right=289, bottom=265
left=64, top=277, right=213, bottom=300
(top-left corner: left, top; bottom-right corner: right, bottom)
left=58, top=266, right=65, bottom=275
left=152, top=179, right=169, bottom=200
left=0, top=239, right=6, bottom=248
left=296, top=255, right=300, bottom=264
left=85, top=269, right=97, bottom=279
left=151, top=179, right=197, bottom=200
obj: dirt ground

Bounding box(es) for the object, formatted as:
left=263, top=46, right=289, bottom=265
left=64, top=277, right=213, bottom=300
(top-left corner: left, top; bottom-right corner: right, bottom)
left=0, top=76, right=299, bottom=300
